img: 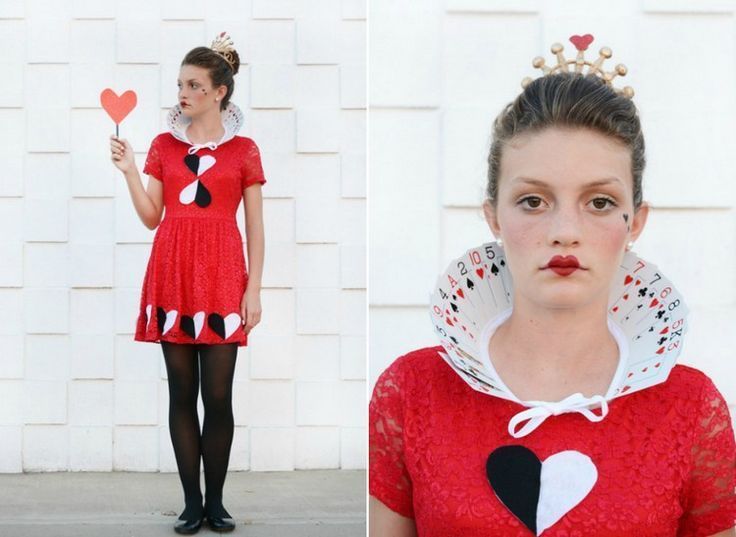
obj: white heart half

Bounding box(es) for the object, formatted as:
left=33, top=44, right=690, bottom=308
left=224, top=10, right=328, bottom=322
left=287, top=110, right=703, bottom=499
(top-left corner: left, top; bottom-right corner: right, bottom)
left=145, top=304, right=152, bottom=330
left=193, top=311, right=205, bottom=339
left=162, top=310, right=178, bottom=335
left=179, top=179, right=198, bottom=204
left=536, top=450, right=597, bottom=535
left=197, top=155, right=216, bottom=176
left=224, top=312, right=241, bottom=339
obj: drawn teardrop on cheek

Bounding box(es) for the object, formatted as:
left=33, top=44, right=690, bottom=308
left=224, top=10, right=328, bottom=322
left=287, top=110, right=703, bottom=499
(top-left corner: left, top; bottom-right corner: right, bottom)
left=623, top=213, right=630, bottom=232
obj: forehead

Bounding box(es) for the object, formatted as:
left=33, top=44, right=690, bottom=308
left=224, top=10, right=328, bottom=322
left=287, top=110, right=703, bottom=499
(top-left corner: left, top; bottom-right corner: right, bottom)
left=177, top=64, right=211, bottom=83
left=500, top=127, right=632, bottom=190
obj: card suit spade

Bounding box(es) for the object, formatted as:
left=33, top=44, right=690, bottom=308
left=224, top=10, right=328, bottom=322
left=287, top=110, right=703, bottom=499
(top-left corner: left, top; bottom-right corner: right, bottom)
left=179, top=179, right=212, bottom=208
left=180, top=311, right=205, bottom=339
left=100, top=88, right=137, bottom=124
left=208, top=312, right=242, bottom=339
left=486, top=445, right=597, bottom=536
left=156, top=307, right=178, bottom=335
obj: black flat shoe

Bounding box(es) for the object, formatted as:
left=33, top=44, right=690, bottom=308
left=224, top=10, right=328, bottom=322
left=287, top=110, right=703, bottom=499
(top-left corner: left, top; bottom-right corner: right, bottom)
left=173, top=515, right=204, bottom=534
left=205, top=514, right=236, bottom=532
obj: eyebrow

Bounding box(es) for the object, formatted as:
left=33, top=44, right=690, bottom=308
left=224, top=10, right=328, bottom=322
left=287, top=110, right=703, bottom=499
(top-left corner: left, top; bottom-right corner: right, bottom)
left=176, top=79, right=201, bottom=83
left=512, top=177, right=624, bottom=188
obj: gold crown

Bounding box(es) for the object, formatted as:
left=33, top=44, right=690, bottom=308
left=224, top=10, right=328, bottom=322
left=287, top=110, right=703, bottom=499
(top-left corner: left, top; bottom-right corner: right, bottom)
left=521, top=34, right=634, bottom=99
left=210, top=31, right=236, bottom=71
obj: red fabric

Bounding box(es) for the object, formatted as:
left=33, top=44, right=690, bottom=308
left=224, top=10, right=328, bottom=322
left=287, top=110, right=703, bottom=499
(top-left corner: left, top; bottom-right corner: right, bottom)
left=134, top=133, right=266, bottom=346
left=369, top=345, right=736, bottom=536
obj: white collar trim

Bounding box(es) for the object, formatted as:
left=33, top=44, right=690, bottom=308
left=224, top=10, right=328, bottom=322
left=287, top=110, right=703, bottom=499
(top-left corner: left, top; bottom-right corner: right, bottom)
left=166, top=101, right=244, bottom=154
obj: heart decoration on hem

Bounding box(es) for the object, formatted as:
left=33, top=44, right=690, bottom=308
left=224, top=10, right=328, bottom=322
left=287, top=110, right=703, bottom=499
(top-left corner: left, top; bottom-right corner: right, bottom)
left=100, top=88, right=137, bottom=136
left=486, top=445, right=597, bottom=535
left=208, top=312, right=242, bottom=340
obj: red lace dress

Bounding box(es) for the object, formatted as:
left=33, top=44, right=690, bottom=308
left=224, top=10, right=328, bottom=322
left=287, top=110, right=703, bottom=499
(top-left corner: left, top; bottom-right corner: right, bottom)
left=134, top=132, right=266, bottom=346
left=370, top=346, right=736, bottom=536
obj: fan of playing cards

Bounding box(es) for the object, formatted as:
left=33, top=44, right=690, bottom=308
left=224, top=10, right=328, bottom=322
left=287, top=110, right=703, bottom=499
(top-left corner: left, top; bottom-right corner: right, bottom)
left=429, top=241, right=689, bottom=419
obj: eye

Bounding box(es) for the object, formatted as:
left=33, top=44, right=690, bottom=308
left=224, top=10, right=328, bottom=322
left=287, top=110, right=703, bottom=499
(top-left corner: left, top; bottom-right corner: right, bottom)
left=517, top=195, right=545, bottom=210
left=590, top=196, right=617, bottom=211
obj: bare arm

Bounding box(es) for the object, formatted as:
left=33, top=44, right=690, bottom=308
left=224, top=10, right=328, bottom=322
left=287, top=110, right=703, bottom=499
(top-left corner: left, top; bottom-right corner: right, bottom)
left=240, top=184, right=264, bottom=333
left=369, top=496, right=416, bottom=537
left=708, top=529, right=736, bottom=537
left=110, top=134, right=164, bottom=230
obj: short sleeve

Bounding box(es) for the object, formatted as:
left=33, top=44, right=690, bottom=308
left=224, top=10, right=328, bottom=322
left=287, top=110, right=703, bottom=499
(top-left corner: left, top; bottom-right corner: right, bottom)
left=678, top=375, right=736, bottom=536
left=241, top=139, right=266, bottom=190
left=369, top=357, right=414, bottom=518
left=143, top=135, right=163, bottom=181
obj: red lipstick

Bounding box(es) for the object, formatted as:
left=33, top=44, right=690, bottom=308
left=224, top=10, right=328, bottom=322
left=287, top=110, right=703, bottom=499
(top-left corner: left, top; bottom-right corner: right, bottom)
left=544, top=255, right=581, bottom=277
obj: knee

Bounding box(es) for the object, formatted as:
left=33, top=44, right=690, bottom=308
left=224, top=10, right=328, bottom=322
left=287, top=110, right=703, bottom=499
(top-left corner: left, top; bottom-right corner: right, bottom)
left=202, top=389, right=232, bottom=414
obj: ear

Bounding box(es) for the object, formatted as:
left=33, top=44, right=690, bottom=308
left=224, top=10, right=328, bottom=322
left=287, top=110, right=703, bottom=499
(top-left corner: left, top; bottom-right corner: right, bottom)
left=216, top=84, right=228, bottom=101
left=482, top=199, right=502, bottom=240
left=629, top=200, right=649, bottom=243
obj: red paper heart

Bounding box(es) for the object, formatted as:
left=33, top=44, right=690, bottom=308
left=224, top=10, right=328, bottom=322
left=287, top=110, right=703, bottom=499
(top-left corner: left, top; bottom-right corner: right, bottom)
left=569, top=34, right=594, bottom=51
left=624, top=275, right=633, bottom=285
left=100, top=88, right=137, bottom=124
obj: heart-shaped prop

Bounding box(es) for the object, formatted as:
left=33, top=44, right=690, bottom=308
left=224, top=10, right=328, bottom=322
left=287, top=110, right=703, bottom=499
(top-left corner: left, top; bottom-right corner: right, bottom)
left=100, top=88, right=137, bottom=136
left=486, top=445, right=597, bottom=535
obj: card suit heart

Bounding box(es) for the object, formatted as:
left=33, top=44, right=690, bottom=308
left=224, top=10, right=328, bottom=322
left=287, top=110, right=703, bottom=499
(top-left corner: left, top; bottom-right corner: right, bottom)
left=569, top=34, right=594, bottom=51
left=486, top=445, right=597, bottom=536
left=100, top=88, right=137, bottom=124
left=624, top=275, right=633, bottom=285
left=476, top=268, right=484, bottom=278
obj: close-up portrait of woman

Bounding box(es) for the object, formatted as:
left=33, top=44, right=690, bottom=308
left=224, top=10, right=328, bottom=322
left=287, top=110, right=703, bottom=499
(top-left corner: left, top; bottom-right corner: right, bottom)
left=368, top=4, right=736, bottom=536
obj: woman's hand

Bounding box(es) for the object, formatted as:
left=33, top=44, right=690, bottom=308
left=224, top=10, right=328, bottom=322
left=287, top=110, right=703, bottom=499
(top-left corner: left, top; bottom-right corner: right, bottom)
left=110, top=134, right=135, bottom=173
left=240, top=285, right=262, bottom=335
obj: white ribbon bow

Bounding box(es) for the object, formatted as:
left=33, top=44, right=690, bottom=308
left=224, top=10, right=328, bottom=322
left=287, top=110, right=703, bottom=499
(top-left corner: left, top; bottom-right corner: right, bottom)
left=187, top=141, right=218, bottom=154
left=507, top=392, right=609, bottom=438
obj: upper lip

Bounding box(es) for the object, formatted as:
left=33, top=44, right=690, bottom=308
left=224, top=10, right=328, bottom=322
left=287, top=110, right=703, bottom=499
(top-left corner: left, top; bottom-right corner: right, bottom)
left=544, top=255, right=581, bottom=269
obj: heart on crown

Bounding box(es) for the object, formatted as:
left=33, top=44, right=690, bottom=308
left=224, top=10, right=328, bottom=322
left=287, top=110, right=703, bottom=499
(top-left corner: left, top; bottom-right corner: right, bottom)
left=569, top=33, right=594, bottom=51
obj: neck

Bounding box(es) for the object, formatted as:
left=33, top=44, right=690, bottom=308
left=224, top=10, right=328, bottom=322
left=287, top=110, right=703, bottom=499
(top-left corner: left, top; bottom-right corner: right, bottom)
left=490, top=293, right=620, bottom=387
left=186, top=108, right=225, bottom=144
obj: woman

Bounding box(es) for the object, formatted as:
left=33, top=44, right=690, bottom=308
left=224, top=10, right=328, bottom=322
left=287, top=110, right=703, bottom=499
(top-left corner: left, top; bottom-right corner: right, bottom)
left=110, top=32, right=266, bottom=534
left=369, top=37, right=736, bottom=536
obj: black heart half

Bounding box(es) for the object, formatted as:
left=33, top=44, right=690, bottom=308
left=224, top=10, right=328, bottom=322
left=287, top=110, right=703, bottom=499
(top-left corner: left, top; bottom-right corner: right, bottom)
left=156, top=306, right=167, bottom=332
left=486, top=445, right=541, bottom=534
left=207, top=313, right=226, bottom=339
left=184, top=154, right=199, bottom=175
left=180, top=315, right=196, bottom=339
left=194, top=181, right=211, bottom=208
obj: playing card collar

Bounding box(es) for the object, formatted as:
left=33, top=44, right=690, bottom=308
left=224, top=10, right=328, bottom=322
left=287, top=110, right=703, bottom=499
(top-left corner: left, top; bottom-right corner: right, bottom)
left=430, top=241, right=689, bottom=438
left=167, top=101, right=244, bottom=154
left=480, top=308, right=630, bottom=438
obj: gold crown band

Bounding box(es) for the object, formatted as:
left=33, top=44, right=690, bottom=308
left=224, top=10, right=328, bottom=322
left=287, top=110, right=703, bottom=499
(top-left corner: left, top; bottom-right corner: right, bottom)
left=521, top=34, right=634, bottom=99
left=210, top=31, right=236, bottom=71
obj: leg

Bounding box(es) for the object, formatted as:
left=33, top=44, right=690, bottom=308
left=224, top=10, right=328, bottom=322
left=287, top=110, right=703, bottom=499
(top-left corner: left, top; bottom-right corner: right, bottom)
left=162, top=341, right=204, bottom=520
left=199, top=342, right=238, bottom=519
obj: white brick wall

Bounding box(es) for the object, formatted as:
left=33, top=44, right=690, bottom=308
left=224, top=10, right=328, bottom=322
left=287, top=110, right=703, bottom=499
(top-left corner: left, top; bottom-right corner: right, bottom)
left=369, top=0, right=736, bottom=432
left=1, top=0, right=366, bottom=473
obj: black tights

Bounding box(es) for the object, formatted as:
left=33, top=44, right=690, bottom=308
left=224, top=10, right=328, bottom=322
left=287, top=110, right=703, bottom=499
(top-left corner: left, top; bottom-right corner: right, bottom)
left=162, top=341, right=238, bottom=520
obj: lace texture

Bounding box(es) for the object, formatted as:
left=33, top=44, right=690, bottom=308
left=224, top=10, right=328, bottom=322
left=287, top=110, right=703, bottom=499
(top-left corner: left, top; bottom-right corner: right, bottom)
left=369, top=346, right=736, bottom=536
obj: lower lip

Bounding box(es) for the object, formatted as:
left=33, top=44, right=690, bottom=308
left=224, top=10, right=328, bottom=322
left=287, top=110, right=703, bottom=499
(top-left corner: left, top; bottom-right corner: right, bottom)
left=181, top=103, right=188, bottom=107
left=548, top=266, right=579, bottom=276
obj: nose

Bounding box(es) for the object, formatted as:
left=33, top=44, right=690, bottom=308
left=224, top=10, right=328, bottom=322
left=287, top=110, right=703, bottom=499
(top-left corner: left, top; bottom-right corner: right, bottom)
left=547, top=202, right=582, bottom=248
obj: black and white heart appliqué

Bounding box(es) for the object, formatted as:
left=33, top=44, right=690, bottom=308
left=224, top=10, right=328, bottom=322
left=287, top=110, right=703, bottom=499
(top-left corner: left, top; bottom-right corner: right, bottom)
left=486, top=445, right=597, bottom=535
left=145, top=305, right=241, bottom=340
left=180, top=154, right=216, bottom=208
